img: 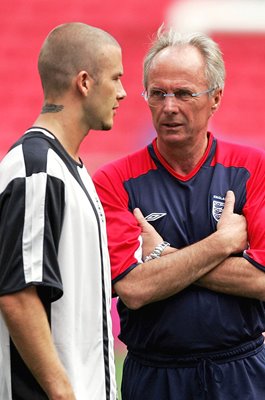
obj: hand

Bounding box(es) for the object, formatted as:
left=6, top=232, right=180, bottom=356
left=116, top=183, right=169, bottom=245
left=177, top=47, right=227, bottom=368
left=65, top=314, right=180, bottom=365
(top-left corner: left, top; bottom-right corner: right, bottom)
left=217, top=191, right=248, bottom=254
left=48, top=378, right=76, bottom=400
left=133, top=208, right=164, bottom=259
left=49, top=387, right=76, bottom=400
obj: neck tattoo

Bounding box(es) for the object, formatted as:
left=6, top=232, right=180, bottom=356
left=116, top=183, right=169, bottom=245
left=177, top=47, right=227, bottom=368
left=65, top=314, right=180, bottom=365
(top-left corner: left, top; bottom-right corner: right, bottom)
left=41, top=103, right=64, bottom=114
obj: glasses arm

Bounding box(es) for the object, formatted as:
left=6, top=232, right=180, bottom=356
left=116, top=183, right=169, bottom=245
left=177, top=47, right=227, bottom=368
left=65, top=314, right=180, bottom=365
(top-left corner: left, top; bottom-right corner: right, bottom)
left=191, top=87, right=216, bottom=97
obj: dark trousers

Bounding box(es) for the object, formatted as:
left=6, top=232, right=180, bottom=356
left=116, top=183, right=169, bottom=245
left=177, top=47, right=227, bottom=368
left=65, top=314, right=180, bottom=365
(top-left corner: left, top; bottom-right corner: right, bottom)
left=122, top=337, right=265, bottom=400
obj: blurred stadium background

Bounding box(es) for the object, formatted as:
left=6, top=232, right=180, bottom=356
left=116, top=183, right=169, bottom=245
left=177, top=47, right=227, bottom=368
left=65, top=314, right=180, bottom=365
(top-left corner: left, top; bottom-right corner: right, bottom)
left=1, top=0, right=264, bottom=398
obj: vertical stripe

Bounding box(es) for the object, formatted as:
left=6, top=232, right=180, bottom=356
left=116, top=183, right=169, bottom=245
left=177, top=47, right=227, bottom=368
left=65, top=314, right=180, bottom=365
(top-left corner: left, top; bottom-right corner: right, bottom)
left=23, top=173, right=47, bottom=283
left=94, top=209, right=111, bottom=400
left=77, top=168, right=111, bottom=399
left=0, top=145, right=25, bottom=193
left=0, top=318, right=12, bottom=399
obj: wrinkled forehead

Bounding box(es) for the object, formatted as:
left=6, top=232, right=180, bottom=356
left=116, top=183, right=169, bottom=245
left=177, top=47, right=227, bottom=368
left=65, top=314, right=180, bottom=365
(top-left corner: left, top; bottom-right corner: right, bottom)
left=152, top=45, right=205, bottom=72
left=148, top=45, right=207, bottom=87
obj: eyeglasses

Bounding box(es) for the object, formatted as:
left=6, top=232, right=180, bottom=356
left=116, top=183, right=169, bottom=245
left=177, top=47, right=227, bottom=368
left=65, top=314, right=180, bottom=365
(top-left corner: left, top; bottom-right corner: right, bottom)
left=142, top=87, right=216, bottom=107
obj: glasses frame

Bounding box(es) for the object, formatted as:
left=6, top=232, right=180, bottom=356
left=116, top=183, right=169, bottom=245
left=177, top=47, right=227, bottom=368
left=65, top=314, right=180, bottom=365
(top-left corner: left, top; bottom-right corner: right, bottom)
left=142, top=87, right=216, bottom=105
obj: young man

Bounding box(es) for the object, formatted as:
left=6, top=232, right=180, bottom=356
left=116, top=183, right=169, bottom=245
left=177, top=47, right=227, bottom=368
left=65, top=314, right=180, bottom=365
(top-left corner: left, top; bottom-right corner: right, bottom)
left=0, top=22, right=126, bottom=399
left=93, top=29, right=265, bottom=399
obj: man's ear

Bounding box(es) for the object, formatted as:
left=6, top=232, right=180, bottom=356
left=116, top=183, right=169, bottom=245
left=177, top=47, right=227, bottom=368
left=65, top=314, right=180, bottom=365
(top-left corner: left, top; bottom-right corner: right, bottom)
left=211, top=88, right=223, bottom=114
left=76, top=70, right=93, bottom=96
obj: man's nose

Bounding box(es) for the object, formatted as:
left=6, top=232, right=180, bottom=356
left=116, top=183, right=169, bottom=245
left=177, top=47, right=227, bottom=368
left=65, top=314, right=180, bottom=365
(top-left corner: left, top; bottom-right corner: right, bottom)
left=118, top=82, right=127, bottom=100
left=163, top=94, right=180, bottom=111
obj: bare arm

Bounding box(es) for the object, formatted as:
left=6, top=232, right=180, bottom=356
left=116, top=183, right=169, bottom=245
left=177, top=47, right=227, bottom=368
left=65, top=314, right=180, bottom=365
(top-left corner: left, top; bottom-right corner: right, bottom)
left=114, top=191, right=248, bottom=309
left=0, top=286, right=76, bottom=400
left=196, top=256, right=265, bottom=301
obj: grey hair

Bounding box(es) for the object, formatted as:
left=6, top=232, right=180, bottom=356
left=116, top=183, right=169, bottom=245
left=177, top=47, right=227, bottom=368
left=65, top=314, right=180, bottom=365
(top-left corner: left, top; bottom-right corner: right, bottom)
left=143, top=27, right=225, bottom=91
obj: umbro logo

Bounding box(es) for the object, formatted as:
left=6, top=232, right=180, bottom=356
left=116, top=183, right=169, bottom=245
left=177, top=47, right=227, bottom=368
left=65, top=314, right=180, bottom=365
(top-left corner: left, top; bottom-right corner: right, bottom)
left=145, top=212, right=167, bottom=222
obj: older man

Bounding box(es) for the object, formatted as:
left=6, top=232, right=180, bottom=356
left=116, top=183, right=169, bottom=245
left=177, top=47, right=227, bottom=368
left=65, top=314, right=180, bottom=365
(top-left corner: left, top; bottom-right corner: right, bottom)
left=94, top=28, right=265, bottom=400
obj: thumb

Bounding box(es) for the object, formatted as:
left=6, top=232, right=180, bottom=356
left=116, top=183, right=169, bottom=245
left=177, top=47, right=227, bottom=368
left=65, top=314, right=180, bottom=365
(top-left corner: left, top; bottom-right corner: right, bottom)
left=222, top=190, right=235, bottom=216
left=133, top=208, right=149, bottom=229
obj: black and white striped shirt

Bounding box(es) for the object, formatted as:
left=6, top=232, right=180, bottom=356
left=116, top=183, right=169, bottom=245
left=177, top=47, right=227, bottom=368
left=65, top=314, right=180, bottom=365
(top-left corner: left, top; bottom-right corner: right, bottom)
left=0, top=127, right=116, bottom=399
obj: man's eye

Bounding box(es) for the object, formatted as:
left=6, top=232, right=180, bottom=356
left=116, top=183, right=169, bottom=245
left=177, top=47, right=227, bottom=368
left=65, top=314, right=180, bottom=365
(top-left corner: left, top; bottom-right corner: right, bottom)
left=149, top=90, right=165, bottom=99
left=174, top=90, right=192, bottom=100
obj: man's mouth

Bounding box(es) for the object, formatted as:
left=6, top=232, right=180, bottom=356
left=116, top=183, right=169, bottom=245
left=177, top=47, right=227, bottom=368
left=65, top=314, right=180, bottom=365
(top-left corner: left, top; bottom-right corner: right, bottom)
left=163, top=122, right=182, bottom=128
left=113, top=106, right=119, bottom=115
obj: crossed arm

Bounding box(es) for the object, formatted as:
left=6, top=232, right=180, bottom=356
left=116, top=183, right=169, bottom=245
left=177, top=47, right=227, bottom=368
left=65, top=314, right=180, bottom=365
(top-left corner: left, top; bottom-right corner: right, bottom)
left=114, top=191, right=265, bottom=310
left=196, top=256, right=265, bottom=299
left=134, top=206, right=265, bottom=300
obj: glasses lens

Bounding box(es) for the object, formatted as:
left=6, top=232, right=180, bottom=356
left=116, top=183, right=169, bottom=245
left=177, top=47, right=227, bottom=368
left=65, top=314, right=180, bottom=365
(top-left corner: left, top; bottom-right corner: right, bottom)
left=146, top=89, right=194, bottom=106
left=147, top=89, right=165, bottom=107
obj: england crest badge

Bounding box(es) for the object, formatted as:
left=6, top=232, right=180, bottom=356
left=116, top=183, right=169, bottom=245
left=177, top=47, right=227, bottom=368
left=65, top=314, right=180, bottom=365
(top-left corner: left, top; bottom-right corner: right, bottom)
left=212, top=195, right=225, bottom=222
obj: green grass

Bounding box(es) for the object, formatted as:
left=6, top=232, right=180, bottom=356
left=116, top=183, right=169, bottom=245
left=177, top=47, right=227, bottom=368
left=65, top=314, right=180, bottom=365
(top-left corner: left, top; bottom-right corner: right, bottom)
left=115, top=350, right=126, bottom=400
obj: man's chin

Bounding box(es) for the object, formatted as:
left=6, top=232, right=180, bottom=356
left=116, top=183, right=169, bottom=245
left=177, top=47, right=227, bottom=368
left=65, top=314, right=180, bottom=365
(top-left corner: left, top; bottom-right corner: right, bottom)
left=91, top=118, right=113, bottom=132
left=101, top=121, right=113, bottom=131
left=102, top=124, right=112, bottom=131
left=95, top=120, right=113, bottom=131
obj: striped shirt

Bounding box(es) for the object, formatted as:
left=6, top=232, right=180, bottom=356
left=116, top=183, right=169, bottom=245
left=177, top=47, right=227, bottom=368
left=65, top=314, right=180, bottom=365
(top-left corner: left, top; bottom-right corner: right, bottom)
left=0, top=127, right=116, bottom=400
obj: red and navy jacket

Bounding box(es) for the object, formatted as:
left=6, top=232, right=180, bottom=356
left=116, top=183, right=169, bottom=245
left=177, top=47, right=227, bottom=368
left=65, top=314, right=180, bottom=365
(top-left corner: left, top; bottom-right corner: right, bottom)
left=93, top=133, right=265, bottom=355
